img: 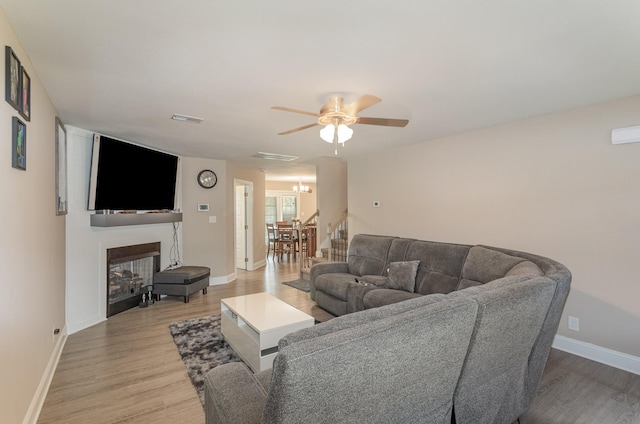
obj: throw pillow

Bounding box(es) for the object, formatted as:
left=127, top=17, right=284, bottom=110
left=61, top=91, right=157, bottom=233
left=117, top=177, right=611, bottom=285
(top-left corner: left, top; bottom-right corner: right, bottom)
left=385, top=260, right=420, bottom=292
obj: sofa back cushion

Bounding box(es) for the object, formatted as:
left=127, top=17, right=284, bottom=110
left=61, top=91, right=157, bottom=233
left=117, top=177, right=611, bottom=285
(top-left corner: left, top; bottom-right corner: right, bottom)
left=264, top=295, right=478, bottom=424
left=385, top=237, right=415, bottom=263
left=450, top=276, right=556, bottom=424
left=404, top=240, right=471, bottom=295
left=458, top=246, right=543, bottom=289
left=347, top=234, right=395, bottom=276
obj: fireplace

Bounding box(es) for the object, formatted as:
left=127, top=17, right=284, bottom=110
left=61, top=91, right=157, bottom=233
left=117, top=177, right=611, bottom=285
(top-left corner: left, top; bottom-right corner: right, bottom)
left=106, top=242, right=160, bottom=317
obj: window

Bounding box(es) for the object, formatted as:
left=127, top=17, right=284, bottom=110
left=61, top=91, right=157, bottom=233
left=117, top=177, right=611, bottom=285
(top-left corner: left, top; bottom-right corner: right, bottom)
left=265, top=190, right=299, bottom=226
left=265, top=196, right=277, bottom=224
left=281, top=195, right=297, bottom=223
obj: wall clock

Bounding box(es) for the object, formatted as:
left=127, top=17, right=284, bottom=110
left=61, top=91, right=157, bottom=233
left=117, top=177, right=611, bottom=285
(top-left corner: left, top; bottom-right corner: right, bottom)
left=197, top=169, right=217, bottom=189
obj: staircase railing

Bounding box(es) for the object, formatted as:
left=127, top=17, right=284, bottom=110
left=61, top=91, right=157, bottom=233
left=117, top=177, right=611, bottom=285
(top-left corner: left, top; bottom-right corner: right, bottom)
left=297, top=210, right=319, bottom=277
left=326, top=210, right=348, bottom=263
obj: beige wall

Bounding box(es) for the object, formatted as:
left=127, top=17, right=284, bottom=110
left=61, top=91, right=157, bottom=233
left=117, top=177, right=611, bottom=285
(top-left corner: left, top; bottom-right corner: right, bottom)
left=349, top=94, right=640, bottom=358
left=0, top=10, right=66, bottom=423
left=182, top=157, right=228, bottom=278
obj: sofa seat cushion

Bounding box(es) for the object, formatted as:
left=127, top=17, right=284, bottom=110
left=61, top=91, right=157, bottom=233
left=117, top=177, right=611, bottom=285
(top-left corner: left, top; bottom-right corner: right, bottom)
left=363, top=288, right=423, bottom=309
left=314, top=273, right=356, bottom=300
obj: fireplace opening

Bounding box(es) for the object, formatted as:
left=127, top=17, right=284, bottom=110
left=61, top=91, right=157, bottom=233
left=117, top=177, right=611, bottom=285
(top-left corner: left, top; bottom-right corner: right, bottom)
left=107, top=242, right=160, bottom=317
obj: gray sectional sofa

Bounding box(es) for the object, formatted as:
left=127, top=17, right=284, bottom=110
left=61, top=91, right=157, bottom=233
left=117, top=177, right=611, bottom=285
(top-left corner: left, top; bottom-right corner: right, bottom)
left=204, top=234, right=571, bottom=424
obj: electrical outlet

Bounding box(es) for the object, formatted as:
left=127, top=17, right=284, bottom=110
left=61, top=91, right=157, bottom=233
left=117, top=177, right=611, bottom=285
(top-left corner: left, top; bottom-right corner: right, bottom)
left=568, top=316, right=579, bottom=331
left=52, top=327, right=60, bottom=342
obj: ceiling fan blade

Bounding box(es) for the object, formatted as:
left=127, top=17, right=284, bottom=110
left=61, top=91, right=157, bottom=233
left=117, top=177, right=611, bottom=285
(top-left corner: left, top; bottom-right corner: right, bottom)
left=347, top=94, right=382, bottom=114
left=278, top=122, right=320, bottom=135
left=271, top=106, right=319, bottom=117
left=357, top=117, right=409, bottom=127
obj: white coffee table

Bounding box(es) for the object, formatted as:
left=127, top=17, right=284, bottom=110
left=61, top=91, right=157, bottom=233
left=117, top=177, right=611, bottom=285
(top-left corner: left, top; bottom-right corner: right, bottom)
left=220, top=292, right=314, bottom=372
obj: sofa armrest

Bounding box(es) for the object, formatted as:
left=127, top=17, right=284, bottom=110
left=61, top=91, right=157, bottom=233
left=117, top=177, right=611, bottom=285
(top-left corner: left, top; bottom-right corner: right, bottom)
left=346, top=281, right=379, bottom=313
left=309, top=261, right=350, bottom=300
left=204, top=362, right=267, bottom=424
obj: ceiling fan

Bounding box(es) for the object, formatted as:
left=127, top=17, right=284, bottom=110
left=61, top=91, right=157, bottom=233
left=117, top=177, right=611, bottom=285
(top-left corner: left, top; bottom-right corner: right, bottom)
left=272, top=94, right=409, bottom=154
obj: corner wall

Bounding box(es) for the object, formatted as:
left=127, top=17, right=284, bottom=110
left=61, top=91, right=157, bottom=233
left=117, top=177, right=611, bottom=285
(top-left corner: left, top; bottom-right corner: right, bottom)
left=0, top=10, right=66, bottom=423
left=315, top=157, right=348, bottom=249
left=348, top=94, right=640, bottom=361
left=181, top=157, right=228, bottom=281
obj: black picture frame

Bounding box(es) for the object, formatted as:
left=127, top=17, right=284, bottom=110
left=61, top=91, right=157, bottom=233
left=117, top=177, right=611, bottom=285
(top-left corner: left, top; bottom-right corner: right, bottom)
left=55, top=117, right=68, bottom=215
left=5, top=46, right=21, bottom=111
left=12, top=116, right=26, bottom=170
left=20, top=67, right=30, bottom=121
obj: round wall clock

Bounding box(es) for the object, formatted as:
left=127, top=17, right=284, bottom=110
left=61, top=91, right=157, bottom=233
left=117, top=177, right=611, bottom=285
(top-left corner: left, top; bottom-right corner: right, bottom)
left=197, top=169, right=217, bottom=189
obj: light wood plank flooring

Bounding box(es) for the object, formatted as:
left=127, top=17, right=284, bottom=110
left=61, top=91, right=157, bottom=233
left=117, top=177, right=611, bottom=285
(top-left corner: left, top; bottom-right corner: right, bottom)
left=38, top=261, right=640, bottom=423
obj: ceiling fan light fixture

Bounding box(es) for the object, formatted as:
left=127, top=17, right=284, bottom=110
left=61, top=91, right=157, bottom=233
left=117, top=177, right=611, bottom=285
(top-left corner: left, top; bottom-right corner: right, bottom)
left=320, top=124, right=353, bottom=144
left=337, top=124, right=353, bottom=144
left=320, top=124, right=334, bottom=143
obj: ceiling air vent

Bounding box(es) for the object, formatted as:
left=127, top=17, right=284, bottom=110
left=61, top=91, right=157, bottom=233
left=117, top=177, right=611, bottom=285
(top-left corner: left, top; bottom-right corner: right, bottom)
left=171, top=114, right=203, bottom=124
left=253, top=152, right=299, bottom=161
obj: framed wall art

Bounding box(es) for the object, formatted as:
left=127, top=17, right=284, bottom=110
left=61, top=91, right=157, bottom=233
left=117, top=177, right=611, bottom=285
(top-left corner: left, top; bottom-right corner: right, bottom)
left=20, top=67, right=30, bottom=121
left=55, top=117, right=68, bottom=215
left=12, top=116, right=26, bottom=170
left=5, top=46, right=21, bottom=111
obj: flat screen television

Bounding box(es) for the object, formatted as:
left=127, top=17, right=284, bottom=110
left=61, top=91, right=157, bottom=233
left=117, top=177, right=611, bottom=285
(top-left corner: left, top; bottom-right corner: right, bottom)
left=88, top=134, right=179, bottom=211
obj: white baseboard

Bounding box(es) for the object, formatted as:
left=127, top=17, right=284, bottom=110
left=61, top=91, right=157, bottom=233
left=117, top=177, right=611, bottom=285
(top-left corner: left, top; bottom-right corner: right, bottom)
left=23, top=325, right=68, bottom=424
left=68, top=315, right=106, bottom=335
left=552, top=335, right=640, bottom=375
left=209, top=273, right=236, bottom=286
left=250, top=259, right=266, bottom=270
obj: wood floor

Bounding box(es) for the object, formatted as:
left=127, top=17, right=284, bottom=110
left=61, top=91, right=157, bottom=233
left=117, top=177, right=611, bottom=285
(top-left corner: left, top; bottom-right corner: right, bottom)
left=38, top=261, right=640, bottom=424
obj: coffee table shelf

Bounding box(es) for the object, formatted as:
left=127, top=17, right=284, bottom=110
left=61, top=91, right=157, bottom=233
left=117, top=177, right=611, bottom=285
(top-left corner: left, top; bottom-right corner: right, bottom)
left=221, top=292, right=314, bottom=372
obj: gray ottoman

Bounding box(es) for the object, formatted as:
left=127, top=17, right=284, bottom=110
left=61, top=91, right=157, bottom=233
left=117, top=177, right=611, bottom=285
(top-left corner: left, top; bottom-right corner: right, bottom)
left=153, top=266, right=210, bottom=303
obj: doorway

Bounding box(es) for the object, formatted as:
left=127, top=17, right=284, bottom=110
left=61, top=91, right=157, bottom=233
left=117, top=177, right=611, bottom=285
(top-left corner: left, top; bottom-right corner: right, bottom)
left=234, top=179, right=254, bottom=270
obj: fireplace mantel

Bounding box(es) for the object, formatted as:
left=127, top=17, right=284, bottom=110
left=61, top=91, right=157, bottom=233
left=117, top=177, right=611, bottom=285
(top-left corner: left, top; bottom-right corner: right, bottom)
left=90, top=212, right=182, bottom=227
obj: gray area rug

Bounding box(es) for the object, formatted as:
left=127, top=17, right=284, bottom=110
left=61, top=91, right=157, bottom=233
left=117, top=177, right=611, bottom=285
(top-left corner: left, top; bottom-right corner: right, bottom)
left=169, top=315, right=242, bottom=405
left=282, top=279, right=311, bottom=292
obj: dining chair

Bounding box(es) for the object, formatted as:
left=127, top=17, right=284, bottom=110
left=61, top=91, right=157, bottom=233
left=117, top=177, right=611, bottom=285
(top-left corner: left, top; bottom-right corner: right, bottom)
left=266, top=223, right=279, bottom=260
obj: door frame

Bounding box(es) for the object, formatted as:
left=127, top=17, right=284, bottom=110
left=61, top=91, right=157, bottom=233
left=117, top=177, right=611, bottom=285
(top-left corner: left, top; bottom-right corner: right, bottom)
left=234, top=179, right=254, bottom=270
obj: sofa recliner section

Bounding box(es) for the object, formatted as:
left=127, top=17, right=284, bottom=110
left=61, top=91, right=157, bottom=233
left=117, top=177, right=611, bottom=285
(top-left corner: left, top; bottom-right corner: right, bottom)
left=206, top=293, right=479, bottom=424
left=204, top=234, right=571, bottom=424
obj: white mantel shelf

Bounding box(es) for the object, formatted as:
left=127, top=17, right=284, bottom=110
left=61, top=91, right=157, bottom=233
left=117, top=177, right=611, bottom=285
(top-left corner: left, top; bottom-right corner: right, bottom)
left=90, top=212, right=183, bottom=227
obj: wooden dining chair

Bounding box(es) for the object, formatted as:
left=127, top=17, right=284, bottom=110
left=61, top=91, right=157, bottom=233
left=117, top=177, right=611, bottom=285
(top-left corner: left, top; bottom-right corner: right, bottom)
left=275, top=223, right=296, bottom=261
left=266, top=223, right=279, bottom=260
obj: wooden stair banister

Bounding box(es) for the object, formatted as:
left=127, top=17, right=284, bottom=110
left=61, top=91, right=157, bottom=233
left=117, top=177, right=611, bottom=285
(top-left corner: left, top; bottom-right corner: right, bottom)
left=297, top=210, right=319, bottom=279
left=325, top=210, right=348, bottom=263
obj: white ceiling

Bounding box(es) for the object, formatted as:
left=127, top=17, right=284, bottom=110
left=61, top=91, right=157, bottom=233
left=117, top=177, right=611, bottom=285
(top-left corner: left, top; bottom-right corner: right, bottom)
left=2, top=1, right=640, bottom=183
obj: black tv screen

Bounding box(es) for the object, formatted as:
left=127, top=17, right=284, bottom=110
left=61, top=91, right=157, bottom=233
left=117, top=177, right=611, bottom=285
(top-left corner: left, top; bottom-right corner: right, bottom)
left=88, top=134, right=179, bottom=211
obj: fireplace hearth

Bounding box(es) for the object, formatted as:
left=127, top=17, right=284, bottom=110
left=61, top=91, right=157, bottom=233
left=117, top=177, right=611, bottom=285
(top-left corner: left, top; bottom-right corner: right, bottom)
left=106, top=242, right=160, bottom=317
